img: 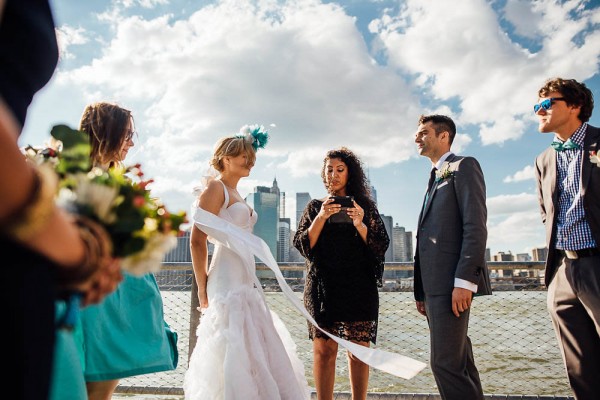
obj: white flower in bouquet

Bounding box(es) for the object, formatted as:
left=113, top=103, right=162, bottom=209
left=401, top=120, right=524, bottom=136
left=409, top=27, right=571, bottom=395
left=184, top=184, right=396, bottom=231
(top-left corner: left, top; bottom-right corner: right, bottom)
left=121, top=232, right=178, bottom=275
left=22, top=124, right=188, bottom=276
left=72, top=171, right=120, bottom=224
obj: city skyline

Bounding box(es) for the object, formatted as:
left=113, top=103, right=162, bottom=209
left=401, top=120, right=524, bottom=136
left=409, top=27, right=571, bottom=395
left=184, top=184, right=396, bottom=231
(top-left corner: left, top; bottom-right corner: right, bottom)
left=172, top=178, right=547, bottom=264
left=20, top=0, right=600, bottom=257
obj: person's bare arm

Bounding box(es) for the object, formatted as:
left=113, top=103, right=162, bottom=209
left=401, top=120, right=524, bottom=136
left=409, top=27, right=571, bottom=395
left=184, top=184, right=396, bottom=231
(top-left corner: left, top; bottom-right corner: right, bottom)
left=0, top=98, right=121, bottom=305
left=190, top=180, right=225, bottom=309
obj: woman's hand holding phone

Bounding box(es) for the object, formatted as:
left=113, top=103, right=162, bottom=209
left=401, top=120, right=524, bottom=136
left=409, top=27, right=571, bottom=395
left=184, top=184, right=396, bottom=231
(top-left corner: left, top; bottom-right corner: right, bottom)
left=319, top=197, right=341, bottom=221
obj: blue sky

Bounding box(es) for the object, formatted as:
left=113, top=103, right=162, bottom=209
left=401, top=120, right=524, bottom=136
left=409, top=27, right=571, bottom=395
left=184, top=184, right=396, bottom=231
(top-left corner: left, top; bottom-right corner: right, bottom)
left=21, top=0, right=600, bottom=256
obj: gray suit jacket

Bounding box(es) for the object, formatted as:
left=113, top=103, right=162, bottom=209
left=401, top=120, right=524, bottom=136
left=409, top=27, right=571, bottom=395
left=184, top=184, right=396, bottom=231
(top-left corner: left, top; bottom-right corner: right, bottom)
left=534, top=124, right=600, bottom=287
left=414, top=154, right=492, bottom=301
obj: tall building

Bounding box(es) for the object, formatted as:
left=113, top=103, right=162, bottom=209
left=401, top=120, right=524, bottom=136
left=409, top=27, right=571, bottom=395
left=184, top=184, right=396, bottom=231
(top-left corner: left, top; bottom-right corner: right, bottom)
left=485, top=248, right=491, bottom=262
left=532, top=247, right=548, bottom=261
left=295, top=192, right=311, bottom=229
left=288, top=229, right=303, bottom=262
left=367, top=176, right=377, bottom=205
left=246, top=181, right=279, bottom=258
left=271, top=176, right=280, bottom=198
left=516, top=253, right=532, bottom=261
left=380, top=214, right=393, bottom=262
left=392, top=224, right=413, bottom=262
left=277, top=218, right=291, bottom=262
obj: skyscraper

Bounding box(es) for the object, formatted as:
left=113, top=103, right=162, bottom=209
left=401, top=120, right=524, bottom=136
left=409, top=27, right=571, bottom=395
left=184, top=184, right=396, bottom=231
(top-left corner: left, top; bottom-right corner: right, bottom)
left=278, top=217, right=291, bottom=262
left=380, top=214, right=394, bottom=262
left=367, top=177, right=377, bottom=205
left=295, top=192, right=311, bottom=229
left=246, top=183, right=279, bottom=258
left=392, top=224, right=413, bottom=262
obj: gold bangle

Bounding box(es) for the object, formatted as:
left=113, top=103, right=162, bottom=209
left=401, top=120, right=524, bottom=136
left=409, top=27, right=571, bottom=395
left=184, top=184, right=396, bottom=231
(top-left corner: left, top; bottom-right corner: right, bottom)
left=3, top=164, right=57, bottom=242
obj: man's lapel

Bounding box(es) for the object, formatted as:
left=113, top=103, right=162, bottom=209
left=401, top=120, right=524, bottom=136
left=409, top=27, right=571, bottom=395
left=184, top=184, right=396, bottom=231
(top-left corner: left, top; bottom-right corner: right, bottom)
left=420, top=156, right=453, bottom=225
left=582, top=125, right=600, bottom=194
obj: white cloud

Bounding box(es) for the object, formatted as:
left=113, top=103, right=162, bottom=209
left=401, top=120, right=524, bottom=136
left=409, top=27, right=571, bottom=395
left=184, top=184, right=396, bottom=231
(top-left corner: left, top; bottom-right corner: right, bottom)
left=371, top=0, right=600, bottom=144
left=487, top=210, right=546, bottom=254
left=56, top=25, right=89, bottom=60
left=54, top=0, right=426, bottom=204
left=486, top=192, right=545, bottom=253
left=117, top=0, right=169, bottom=9
left=503, top=165, right=535, bottom=183
left=503, top=0, right=543, bottom=39
left=488, top=192, right=538, bottom=215
left=26, top=0, right=599, bottom=254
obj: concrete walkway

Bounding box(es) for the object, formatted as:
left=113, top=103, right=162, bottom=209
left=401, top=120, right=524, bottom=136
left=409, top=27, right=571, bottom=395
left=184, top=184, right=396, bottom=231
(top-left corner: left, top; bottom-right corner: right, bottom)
left=114, top=390, right=574, bottom=399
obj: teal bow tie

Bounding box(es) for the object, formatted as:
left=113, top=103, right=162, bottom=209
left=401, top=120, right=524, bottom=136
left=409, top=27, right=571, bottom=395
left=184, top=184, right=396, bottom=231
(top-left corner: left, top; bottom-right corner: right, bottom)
left=551, top=139, right=580, bottom=151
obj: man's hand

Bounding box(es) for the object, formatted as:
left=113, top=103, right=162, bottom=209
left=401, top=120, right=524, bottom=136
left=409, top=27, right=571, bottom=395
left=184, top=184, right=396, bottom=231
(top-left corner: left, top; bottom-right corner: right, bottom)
left=415, top=301, right=427, bottom=316
left=452, top=287, right=473, bottom=317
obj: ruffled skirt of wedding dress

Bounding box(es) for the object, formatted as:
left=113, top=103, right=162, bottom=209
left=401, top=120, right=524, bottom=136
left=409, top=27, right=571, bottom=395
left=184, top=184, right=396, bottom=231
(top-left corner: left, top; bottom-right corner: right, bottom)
left=183, top=285, right=310, bottom=400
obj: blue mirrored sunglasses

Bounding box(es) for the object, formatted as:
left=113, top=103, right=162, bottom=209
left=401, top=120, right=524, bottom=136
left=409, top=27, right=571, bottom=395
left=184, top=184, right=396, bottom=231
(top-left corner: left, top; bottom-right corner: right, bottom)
left=533, top=97, right=565, bottom=113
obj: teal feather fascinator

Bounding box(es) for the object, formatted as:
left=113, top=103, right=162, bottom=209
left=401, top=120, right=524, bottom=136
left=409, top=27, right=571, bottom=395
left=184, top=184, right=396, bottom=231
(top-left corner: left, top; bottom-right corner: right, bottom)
left=237, top=124, right=269, bottom=151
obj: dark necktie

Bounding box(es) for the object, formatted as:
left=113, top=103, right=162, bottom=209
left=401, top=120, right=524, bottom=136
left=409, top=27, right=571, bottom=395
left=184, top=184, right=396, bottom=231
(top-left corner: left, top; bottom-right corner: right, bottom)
left=551, top=138, right=580, bottom=151
left=427, top=167, right=437, bottom=191
left=423, top=167, right=437, bottom=208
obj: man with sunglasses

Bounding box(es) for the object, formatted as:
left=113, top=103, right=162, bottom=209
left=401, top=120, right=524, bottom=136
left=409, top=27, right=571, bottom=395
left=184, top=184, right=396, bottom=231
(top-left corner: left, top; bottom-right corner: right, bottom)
left=534, top=77, right=600, bottom=399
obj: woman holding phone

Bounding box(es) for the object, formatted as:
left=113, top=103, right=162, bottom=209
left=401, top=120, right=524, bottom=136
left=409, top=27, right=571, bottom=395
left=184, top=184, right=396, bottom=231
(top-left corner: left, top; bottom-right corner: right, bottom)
left=293, top=147, right=389, bottom=400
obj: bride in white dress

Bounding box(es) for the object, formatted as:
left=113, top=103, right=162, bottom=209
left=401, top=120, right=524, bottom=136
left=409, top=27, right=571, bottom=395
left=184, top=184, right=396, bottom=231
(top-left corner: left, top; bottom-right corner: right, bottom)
left=185, top=126, right=427, bottom=400
left=184, top=127, right=310, bottom=400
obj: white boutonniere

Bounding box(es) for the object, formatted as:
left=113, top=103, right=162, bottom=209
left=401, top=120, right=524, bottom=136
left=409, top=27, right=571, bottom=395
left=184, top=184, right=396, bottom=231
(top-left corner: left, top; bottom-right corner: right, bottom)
left=590, top=151, right=600, bottom=167
left=435, top=167, right=453, bottom=182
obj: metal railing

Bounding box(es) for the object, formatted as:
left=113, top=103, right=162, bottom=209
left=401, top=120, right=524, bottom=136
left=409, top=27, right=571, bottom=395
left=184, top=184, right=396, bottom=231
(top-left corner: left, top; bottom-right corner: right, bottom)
left=115, top=262, right=573, bottom=398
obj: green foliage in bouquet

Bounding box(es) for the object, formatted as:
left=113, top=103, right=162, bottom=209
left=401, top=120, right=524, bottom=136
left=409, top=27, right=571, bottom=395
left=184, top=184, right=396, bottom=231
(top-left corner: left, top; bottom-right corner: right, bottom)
left=24, top=124, right=187, bottom=274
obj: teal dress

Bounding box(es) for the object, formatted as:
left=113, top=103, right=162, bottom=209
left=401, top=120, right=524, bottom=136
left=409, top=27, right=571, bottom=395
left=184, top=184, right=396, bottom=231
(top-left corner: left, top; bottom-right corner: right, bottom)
left=80, top=272, right=178, bottom=381
left=49, top=295, right=87, bottom=400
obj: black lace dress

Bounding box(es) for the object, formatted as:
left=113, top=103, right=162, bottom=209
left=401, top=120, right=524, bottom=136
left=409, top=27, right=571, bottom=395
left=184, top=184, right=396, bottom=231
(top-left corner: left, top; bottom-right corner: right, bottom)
left=293, top=198, right=389, bottom=344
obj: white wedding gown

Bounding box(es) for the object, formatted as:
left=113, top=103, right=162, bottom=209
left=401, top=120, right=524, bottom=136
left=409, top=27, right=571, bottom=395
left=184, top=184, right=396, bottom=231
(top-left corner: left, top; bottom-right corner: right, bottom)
left=184, top=181, right=310, bottom=400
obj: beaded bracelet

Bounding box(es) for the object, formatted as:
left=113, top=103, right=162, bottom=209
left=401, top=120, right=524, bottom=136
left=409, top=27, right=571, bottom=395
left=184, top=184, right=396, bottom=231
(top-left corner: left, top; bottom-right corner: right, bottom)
left=2, top=164, right=57, bottom=242
left=56, top=215, right=114, bottom=286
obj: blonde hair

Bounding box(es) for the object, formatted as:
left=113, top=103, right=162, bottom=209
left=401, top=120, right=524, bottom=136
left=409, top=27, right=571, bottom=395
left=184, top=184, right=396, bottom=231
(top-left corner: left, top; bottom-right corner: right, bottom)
left=210, top=136, right=256, bottom=172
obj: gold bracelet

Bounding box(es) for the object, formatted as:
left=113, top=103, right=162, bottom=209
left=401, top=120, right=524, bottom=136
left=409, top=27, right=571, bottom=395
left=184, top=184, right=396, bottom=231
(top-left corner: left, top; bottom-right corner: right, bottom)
left=3, top=164, right=58, bottom=242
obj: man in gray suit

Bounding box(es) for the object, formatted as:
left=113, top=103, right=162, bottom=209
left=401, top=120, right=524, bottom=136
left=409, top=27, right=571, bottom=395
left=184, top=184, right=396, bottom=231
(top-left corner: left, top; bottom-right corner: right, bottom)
left=534, top=77, right=600, bottom=399
left=414, top=114, right=491, bottom=400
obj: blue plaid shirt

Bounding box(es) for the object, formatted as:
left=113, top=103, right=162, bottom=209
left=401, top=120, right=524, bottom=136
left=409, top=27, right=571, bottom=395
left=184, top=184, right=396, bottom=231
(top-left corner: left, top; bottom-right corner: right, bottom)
left=554, top=122, right=597, bottom=250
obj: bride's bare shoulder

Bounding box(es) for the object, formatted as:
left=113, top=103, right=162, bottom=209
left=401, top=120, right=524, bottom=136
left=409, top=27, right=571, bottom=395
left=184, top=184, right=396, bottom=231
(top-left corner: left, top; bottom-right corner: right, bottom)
left=199, top=180, right=225, bottom=211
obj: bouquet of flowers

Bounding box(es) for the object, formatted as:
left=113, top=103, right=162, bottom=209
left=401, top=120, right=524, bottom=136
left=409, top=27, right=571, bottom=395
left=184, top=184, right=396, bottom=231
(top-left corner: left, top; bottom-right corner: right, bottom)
left=23, top=124, right=187, bottom=275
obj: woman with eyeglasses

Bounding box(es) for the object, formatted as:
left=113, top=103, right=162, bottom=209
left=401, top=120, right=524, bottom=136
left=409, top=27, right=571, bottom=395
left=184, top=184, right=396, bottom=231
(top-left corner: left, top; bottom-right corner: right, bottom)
left=74, top=102, right=178, bottom=400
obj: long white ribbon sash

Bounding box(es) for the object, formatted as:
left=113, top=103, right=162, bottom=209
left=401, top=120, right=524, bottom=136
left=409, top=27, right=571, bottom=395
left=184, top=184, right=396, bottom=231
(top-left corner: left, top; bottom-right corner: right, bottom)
left=193, top=207, right=426, bottom=379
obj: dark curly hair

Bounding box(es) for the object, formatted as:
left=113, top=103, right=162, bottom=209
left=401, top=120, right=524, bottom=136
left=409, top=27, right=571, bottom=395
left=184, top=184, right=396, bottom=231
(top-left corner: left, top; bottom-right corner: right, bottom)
left=538, top=77, right=594, bottom=123
left=321, top=147, right=374, bottom=208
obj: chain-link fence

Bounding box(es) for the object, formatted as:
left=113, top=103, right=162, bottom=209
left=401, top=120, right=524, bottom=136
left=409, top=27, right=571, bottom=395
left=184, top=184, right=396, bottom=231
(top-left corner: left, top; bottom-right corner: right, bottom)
left=116, top=262, right=573, bottom=398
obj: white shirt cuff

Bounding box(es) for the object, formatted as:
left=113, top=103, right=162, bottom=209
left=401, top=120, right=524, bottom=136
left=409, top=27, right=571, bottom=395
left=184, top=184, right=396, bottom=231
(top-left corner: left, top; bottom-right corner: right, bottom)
left=455, top=278, right=477, bottom=293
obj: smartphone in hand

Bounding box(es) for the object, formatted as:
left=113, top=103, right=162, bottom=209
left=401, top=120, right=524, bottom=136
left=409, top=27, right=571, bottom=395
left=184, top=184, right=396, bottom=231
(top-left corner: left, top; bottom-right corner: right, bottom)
left=329, top=196, right=354, bottom=223
left=330, top=196, right=354, bottom=207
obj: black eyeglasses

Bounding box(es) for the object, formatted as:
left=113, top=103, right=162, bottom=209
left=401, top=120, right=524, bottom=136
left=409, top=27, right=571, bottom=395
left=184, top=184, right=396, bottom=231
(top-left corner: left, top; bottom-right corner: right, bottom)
left=533, top=97, right=566, bottom=113
left=125, top=130, right=135, bottom=142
